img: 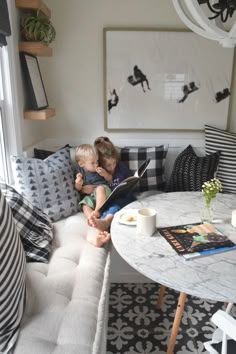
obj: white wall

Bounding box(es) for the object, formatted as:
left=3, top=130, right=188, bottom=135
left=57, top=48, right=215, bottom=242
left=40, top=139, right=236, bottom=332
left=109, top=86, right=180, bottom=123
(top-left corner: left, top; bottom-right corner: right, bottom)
left=17, top=0, right=236, bottom=149
left=9, top=0, right=44, bottom=149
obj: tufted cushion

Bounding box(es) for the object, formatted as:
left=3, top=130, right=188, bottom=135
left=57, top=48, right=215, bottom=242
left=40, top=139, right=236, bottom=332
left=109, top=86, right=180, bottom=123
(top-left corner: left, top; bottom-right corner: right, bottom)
left=168, top=145, right=220, bottom=192
left=14, top=213, right=110, bottom=354
left=120, top=145, right=168, bottom=192
left=205, top=125, right=236, bottom=193
left=11, top=147, right=80, bottom=222
left=0, top=183, right=53, bottom=263
left=0, top=190, right=26, bottom=354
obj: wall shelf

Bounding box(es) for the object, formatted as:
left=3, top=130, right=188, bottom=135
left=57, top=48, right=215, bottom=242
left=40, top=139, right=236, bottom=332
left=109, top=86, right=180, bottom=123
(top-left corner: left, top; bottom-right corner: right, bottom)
left=24, top=108, right=56, bottom=120
left=19, top=42, right=52, bottom=56
left=15, top=0, right=51, bottom=17
left=16, top=1, right=55, bottom=120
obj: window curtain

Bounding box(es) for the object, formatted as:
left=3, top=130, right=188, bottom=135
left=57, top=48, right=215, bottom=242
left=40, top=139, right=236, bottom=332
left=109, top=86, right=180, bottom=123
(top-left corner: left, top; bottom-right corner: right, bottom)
left=0, top=0, right=11, bottom=47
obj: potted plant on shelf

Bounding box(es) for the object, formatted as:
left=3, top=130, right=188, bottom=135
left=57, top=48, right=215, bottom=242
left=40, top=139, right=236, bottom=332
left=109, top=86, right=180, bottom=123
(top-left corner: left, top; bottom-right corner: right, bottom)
left=21, top=10, right=56, bottom=46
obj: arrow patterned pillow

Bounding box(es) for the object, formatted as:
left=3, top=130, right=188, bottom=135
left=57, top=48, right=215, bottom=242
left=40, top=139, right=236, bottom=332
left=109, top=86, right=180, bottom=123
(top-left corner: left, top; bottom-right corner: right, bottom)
left=11, top=146, right=80, bottom=222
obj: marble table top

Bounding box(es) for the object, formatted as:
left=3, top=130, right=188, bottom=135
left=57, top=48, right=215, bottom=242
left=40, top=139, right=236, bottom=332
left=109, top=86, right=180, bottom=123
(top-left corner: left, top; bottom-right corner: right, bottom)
left=111, top=192, right=236, bottom=303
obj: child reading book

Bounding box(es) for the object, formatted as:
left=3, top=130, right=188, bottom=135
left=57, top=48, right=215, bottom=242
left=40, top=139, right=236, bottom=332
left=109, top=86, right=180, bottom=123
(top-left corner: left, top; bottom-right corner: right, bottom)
left=88, top=136, right=136, bottom=231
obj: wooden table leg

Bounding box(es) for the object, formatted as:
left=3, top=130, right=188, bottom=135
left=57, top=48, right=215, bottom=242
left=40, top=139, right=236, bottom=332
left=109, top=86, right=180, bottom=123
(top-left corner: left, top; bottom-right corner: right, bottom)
left=167, top=292, right=187, bottom=354
left=156, top=285, right=166, bottom=309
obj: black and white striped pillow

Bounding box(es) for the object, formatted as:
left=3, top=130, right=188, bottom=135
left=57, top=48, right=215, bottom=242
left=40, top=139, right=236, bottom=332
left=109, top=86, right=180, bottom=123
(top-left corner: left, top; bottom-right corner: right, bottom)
left=0, top=190, right=26, bottom=354
left=205, top=125, right=236, bottom=193
left=120, top=145, right=168, bottom=192
left=0, top=183, right=53, bottom=263
left=168, top=145, right=220, bottom=192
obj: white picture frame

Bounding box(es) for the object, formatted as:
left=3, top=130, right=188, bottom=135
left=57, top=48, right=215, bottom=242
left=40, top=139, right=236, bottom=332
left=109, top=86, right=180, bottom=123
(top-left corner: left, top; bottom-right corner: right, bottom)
left=104, top=28, right=234, bottom=131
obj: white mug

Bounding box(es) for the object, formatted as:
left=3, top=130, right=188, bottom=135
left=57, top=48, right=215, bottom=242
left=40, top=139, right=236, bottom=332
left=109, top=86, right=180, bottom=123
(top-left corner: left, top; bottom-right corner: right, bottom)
left=136, top=208, right=157, bottom=236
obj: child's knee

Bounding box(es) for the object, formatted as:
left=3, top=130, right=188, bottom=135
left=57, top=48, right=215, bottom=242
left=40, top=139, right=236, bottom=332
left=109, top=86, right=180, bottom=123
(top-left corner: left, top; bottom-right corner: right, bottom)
left=96, top=185, right=105, bottom=193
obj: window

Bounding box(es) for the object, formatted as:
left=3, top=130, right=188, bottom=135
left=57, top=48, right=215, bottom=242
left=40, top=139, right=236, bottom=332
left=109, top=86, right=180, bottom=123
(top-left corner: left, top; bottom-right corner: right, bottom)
left=0, top=42, right=22, bottom=184
left=0, top=48, right=9, bottom=183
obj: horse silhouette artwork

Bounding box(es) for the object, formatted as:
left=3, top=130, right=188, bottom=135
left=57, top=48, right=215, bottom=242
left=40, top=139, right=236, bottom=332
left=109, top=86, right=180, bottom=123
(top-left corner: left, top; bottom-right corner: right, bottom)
left=215, top=88, right=230, bottom=103
left=178, top=81, right=199, bottom=103
left=108, top=89, right=119, bottom=113
left=127, top=65, right=151, bottom=92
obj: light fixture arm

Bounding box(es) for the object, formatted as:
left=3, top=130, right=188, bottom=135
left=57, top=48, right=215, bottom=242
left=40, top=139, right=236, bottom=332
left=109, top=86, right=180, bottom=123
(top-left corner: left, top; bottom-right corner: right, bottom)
left=172, top=0, right=236, bottom=47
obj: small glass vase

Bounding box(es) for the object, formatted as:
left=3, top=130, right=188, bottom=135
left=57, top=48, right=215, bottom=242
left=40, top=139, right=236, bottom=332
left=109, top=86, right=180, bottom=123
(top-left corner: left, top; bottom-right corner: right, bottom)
left=200, top=202, right=213, bottom=223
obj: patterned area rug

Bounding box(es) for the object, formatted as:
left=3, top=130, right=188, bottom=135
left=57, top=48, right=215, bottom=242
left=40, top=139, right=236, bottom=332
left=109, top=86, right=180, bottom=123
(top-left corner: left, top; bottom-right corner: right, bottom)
left=107, top=283, right=234, bottom=354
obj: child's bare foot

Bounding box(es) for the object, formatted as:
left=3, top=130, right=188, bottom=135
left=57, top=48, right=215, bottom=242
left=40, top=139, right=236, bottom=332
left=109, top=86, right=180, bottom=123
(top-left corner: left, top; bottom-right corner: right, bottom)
left=89, top=214, right=113, bottom=231
left=91, top=210, right=100, bottom=218
left=87, top=229, right=111, bottom=247
left=87, top=210, right=100, bottom=226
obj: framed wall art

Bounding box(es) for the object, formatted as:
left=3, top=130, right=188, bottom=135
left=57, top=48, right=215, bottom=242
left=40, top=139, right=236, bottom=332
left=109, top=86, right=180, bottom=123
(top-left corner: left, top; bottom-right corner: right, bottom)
left=103, top=28, right=234, bottom=131
left=20, top=52, right=48, bottom=110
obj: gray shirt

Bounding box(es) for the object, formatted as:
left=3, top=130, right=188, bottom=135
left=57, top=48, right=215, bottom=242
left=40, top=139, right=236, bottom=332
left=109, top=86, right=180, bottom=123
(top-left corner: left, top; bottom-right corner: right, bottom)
left=75, top=166, right=108, bottom=186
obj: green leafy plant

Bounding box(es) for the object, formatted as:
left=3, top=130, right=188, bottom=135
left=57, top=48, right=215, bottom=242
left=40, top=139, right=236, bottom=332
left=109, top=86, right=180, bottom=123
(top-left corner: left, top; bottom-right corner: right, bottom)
left=21, top=10, right=56, bottom=46
left=202, top=178, right=222, bottom=207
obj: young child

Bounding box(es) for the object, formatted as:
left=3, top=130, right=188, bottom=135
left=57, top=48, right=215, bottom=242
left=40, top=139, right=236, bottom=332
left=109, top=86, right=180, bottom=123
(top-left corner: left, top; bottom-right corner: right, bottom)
left=89, top=136, right=136, bottom=231
left=75, top=144, right=111, bottom=222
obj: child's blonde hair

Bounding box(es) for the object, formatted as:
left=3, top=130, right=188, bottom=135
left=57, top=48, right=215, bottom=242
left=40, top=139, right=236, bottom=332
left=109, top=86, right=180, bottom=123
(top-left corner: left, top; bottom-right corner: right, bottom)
left=75, top=144, right=98, bottom=163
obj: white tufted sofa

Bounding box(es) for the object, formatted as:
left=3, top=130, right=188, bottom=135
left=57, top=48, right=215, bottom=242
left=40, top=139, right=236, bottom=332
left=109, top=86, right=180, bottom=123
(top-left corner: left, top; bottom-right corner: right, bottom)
left=13, top=143, right=206, bottom=353
left=14, top=212, right=110, bottom=354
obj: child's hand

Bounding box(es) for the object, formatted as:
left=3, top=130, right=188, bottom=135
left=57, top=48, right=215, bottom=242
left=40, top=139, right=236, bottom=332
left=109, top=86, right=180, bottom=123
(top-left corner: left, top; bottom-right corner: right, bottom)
left=75, top=173, right=83, bottom=191
left=96, top=166, right=106, bottom=177
left=96, top=166, right=112, bottom=183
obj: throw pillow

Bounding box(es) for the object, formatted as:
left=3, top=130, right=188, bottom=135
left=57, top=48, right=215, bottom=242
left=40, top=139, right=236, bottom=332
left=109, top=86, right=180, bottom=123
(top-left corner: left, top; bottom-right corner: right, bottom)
left=0, top=190, right=26, bottom=354
left=120, top=145, right=168, bottom=192
left=205, top=125, right=236, bottom=193
left=11, top=146, right=80, bottom=222
left=33, top=147, right=54, bottom=159
left=168, top=145, right=220, bottom=192
left=33, top=144, right=71, bottom=160
left=0, top=183, right=53, bottom=263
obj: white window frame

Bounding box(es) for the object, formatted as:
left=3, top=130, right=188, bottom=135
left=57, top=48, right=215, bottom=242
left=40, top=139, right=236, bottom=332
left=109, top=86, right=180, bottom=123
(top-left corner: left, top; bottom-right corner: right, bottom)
left=0, top=1, right=23, bottom=184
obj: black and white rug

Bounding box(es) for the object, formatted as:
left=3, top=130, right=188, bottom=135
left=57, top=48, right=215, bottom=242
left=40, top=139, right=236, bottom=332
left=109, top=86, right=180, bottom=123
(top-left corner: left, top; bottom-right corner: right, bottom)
left=107, top=283, right=233, bottom=354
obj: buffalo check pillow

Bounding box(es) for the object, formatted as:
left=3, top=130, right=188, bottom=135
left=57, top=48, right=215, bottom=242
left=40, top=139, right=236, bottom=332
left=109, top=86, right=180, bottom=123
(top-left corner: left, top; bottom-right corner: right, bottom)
left=205, top=125, right=236, bottom=193
left=120, top=145, right=168, bottom=192
left=11, top=146, right=80, bottom=221
left=0, top=190, right=26, bottom=354
left=0, top=183, right=53, bottom=263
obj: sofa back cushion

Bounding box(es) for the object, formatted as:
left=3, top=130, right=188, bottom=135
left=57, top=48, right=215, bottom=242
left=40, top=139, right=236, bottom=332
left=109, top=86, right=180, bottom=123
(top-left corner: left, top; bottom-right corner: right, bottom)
left=168, top=145, right=220, bottom=192
left=205, top=125, right=236, bottom=193
left=120, top=145, right=168, bottom=192
left=0, top=190, right=26, bottom=354
left=0, top=183, right=53, bottom=263
left=11, top=147, right=80, bottom=222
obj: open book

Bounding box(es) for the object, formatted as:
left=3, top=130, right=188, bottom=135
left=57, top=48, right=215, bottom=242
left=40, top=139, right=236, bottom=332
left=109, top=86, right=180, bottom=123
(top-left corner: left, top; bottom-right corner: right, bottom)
left=99, top=158, right=150, bottom=212
left=157, top=222, right=235, bottom=259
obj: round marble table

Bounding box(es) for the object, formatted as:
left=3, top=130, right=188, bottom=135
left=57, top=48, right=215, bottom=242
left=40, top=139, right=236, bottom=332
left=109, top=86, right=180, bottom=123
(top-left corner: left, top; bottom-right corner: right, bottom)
left=111, top=191, right=236, bottom=354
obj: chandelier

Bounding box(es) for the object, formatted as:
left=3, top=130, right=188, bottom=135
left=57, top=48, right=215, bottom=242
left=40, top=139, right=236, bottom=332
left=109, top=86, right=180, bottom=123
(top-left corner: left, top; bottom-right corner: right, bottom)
left=172, top=0, right=236, bottom=47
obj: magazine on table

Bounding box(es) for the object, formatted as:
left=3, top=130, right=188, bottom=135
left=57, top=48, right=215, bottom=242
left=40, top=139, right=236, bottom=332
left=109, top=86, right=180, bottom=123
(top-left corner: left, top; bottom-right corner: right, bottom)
left=157, top=222, right=236, bottom=260
left=99, top=158, right=150, bottom=213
